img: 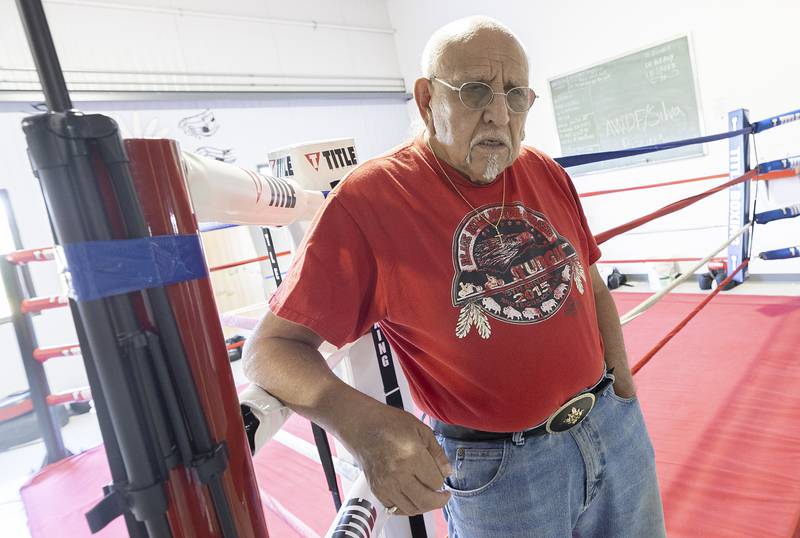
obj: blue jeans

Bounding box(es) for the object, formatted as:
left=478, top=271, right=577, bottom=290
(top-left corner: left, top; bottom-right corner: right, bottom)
left=436, top=383, right=666, bottom=537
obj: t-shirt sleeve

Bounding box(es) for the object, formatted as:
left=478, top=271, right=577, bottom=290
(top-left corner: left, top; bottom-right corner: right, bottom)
left=556, top=164, right=602, bottom=266
left=268, top=196, right=385, bottom=348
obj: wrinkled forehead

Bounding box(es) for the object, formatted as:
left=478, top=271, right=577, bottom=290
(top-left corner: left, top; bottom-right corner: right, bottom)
left=437, top=31, right=529, bottom=85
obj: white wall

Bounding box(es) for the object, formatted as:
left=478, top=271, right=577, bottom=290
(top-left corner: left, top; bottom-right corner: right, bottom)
left=0, top=0, right=412, bottom=400
left=0, top=0, right=403, bottom=93
left=386, top=0, right=800, bottom=275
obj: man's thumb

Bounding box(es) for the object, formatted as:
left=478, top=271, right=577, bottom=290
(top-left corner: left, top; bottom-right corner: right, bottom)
left=421, top=427, right=452, bottom=477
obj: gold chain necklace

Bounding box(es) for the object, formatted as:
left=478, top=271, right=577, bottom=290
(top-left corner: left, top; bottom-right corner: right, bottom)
left=426, top=141, right=507, bottom=244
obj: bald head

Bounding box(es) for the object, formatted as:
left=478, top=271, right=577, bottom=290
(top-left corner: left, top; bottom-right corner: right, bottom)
left=420, top=16, right=528, bottom=79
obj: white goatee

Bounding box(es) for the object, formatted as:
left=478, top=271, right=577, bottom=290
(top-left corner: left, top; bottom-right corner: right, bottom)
left=483, top=154, right=502, bottom=182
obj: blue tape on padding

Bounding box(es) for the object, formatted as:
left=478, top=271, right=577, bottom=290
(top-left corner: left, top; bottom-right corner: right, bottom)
left=555, top=128, right=751, bottom=169
left=63, top=235, right=207, bottom=302
left=759, top=246, right=800, bottom=260
left=755, top=204, right=800, bottom=225
left=753, top=107, right=800, bottom=133
left=758, top=156, right=800, bottom=174
left=199, top=222, right=240, bottom=232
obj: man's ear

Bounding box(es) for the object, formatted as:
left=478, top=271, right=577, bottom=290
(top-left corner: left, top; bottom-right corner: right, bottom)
left=413, top=77, right=435, bottom=133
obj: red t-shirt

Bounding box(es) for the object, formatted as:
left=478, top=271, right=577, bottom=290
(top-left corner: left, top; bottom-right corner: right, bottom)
left=269, top=137, right=605, bottom=431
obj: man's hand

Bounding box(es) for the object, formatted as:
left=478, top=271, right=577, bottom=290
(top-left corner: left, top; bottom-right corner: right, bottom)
left=244, top=313, right=451, bottom=515
left=612, top=376, right=637, bottom=399
left=343, top=404, right=452, bottom=516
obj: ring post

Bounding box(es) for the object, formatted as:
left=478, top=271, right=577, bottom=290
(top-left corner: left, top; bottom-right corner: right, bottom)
left=727, top=109, right=751, bottom=285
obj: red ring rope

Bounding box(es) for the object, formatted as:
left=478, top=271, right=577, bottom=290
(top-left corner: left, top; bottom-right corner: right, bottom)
left=5, top=247, right=55, bottom=265
left=46, top=388, right=92, bottom=406
left=595, top=170, right=757, bottom=245
left=0, top=387, right=92, bottom=422
left=580, top=173, right=728, bottom=198
left=757, top=169, right=798, bottom=181
left=630, top=258, right=749, bottom=376
left=33, top=344, right=82, bottom=362
left=580, top=167, right=794, bottom=200
left=20, top=295, right=69, bottom=314
left=209, top=251, right=290, bottom=272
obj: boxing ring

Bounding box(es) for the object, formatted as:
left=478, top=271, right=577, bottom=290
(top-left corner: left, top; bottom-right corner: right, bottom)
left=9, top=103, right=799, bottom=537
left=7, top=4, right=800, bottom=535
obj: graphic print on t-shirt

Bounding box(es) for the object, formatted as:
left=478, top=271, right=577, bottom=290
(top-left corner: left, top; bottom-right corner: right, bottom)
left=452, top=202, right=587, bottom=339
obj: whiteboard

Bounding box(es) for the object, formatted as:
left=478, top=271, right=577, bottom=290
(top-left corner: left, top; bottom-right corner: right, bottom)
left=550, top=36, right=703, bottom=174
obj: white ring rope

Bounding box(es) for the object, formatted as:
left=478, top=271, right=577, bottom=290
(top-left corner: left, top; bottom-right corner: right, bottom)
left=222, top=301, right=270, bottom=315
left=273, top=429, right=361, bottom=482
left=624, top=224, right=727, bottom=235
left=619, top=222, right=751, bottom=326
left=259, top=486, right=321, bottom=538
left=220, top=302, right=270, bottom=331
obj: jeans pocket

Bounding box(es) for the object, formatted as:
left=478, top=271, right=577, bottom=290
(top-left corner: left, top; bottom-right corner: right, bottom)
left=442, top=440, right=509, bottom=497
left=607, top=382, right=638, bottom=404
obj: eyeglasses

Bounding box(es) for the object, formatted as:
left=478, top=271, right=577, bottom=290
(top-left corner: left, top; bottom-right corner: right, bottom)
left=430, top=76, right=537, bottom=113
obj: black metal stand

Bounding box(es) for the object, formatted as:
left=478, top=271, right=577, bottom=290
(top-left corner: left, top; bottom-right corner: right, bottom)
left=72, top=306, right=149, bottom=537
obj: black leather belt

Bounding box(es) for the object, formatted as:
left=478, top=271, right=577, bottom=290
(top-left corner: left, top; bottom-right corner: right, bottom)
left=431, top=369, right=615, bottom=442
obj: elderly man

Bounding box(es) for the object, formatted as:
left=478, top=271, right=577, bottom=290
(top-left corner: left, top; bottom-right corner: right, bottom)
left=244, top=16, right=666, bottom=537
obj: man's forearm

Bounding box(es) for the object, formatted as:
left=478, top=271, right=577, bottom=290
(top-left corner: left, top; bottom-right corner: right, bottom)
left=243, top=336, right=384, bottom=446
left=590, top=267, right=636, bottom=396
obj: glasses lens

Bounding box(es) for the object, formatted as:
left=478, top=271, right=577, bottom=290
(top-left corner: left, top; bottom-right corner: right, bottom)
left=507, top=87, right=535, bottom=112
left=459, top=82, right=493, bottom=109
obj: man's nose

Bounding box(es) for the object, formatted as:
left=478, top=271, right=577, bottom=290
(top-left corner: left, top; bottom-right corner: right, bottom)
left=482, top=91, right=510, bottom=126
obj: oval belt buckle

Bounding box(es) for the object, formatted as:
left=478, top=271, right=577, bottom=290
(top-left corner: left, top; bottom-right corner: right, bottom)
left=545, top=392, right=596, bottom=433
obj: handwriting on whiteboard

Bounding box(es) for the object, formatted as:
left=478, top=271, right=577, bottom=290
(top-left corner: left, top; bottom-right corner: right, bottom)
left=605, top=101, right=686, bottom=140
